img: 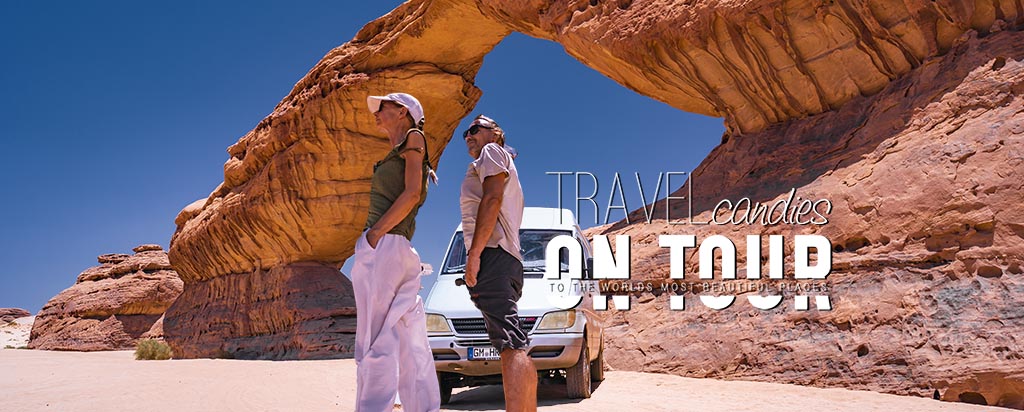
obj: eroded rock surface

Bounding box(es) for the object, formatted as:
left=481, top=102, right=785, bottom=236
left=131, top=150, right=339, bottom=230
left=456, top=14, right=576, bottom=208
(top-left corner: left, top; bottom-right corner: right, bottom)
left=478, top=0, right=1024, bottom=134
left=164, top=0, right=511, bottom=359
left=590, top=28, right=1024, bottom=409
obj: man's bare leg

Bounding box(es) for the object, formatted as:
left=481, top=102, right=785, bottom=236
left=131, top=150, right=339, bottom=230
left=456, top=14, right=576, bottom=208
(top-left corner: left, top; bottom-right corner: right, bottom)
left=501, top=348, right=537, bottom=412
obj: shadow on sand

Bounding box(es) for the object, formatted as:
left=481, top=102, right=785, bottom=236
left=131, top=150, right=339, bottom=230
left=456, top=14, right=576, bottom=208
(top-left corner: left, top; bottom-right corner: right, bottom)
left=441, top=381, right=603, bottom=410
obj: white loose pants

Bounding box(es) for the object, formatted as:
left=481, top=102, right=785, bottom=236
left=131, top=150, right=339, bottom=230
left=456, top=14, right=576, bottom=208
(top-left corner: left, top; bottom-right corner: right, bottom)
left=352, top=232, right=440, bottom=412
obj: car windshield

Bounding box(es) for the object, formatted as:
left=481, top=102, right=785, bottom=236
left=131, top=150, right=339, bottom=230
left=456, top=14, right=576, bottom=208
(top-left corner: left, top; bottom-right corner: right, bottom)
left=441, top=230, right=574, bottom=275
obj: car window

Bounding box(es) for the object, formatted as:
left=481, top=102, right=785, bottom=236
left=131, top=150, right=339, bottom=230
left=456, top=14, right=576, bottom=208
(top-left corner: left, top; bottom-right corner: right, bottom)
left=574, top=227, right=592, bottom=259
left=441, top=230, right=575, bottom=276
left=441, top=233, right=467, bottom=274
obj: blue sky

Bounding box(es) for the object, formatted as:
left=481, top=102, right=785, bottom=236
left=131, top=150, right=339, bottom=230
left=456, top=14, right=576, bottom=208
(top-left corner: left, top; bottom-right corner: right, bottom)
left=0, top=1, right=723, bottom=313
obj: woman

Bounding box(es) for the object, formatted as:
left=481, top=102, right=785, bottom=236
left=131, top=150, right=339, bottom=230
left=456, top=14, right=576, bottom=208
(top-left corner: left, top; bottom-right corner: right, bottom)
left=351, top=92, right=440, bottom=412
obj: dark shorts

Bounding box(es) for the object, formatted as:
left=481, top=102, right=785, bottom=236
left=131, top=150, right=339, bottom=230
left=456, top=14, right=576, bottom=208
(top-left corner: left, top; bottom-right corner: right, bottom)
left=467, top=247, right=530, bottom=352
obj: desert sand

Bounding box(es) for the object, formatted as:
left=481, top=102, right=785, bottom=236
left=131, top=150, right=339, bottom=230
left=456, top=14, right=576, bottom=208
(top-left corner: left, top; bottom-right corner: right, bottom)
left=1, top=316, right=33, bottom=349
left=0, top=349, right=999, bottom=412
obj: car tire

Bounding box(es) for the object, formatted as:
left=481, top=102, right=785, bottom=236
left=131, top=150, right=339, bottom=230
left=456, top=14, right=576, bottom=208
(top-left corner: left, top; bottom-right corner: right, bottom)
left=438, top=372, right=453, bottom=405
left=590, top=339, right=605, bottom=382
left=566, top=340, right=592, bottom=399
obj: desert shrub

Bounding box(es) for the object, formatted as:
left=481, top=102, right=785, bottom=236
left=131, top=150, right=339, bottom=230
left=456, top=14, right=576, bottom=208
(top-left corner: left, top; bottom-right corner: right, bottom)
left=135, top=339, right=172, bottom=360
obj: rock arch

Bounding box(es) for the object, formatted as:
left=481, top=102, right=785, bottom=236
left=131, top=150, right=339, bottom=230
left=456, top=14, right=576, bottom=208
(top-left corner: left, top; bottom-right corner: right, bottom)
left=165, top=0, right=1024, bottom=406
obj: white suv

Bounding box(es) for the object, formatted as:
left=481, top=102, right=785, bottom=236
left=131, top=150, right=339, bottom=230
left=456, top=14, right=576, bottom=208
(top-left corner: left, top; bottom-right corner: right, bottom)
left=424, top=207, right=605, bottom=403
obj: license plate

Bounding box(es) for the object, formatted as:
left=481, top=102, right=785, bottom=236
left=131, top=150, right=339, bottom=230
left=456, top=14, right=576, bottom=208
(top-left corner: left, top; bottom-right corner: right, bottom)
left=468, top=346, right=500, bottom=361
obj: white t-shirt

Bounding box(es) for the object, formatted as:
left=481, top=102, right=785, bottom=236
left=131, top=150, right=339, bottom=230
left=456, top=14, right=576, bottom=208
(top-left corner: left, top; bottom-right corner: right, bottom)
left=460, top=143, right=524, bottom=261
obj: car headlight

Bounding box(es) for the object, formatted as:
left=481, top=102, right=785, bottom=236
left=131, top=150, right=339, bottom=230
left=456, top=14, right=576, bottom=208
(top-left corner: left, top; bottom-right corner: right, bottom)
left=425, top=314, right=452, bottom=334
left=536, top=310, right=576, bottom=330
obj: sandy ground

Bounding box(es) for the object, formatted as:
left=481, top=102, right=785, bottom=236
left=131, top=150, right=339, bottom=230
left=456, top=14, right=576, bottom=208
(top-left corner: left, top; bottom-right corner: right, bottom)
left=0, top=350, right=1001, bottom=412
left=0, top=316, right=33, bottom=348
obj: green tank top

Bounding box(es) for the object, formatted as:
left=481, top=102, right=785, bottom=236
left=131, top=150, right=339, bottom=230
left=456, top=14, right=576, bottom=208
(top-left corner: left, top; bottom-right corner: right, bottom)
left=364, top=129, right=430, bottom=241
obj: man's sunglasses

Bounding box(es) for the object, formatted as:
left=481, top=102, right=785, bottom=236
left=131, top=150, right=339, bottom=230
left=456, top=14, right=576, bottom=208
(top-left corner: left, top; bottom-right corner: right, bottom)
left=462, top=124, right=492, bottom=138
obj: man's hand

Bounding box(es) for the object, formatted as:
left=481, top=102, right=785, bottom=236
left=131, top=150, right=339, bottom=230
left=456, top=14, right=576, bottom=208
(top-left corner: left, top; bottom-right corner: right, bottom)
left=465, top=250, right=481, bottom=287
left=366, top=228, right=384, bottom=250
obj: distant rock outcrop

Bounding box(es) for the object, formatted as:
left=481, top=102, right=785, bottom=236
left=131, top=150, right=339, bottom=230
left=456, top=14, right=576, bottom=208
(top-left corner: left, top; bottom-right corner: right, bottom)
left=29, top=245, right=183, bottom=351
left=0, top=308, right=30, bottom=323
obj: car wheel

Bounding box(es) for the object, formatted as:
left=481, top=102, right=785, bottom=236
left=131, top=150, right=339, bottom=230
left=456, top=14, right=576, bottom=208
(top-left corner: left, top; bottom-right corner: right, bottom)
left=590, top=339, right=605, bottom=382
left=566, top=340, right=592, bottom=399
left=438, top=372, right=453, bottom=405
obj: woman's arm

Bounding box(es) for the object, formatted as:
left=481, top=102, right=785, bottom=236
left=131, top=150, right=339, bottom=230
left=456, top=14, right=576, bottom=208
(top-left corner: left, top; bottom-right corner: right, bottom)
left=365, top=131, right=426, bottom=248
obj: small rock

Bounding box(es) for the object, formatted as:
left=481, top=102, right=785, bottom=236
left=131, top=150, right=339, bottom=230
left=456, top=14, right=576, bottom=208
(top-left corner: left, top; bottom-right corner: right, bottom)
left=133, top=244, right=164, bottom=253
left=97, top=254, right=130, bottom=264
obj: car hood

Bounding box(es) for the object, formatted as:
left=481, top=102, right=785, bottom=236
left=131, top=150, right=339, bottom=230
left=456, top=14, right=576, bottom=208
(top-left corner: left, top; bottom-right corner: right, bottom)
left=425, top=274, right=563, bottom=319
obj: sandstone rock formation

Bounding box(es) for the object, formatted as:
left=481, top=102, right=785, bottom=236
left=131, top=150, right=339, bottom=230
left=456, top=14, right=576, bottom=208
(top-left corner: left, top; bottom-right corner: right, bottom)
left=140, top=314, right=166, bottom=340
left=589, top=27, right=1024, bottom=410
left=166, top=0, right=1023, bottom=408
left=164, top=0, right=512, bottom=360
left=29, top=245, right=183, bottom=351
left=0, top=308, right=30, bottom=324
left=476, top=0, right=1024, bottom=135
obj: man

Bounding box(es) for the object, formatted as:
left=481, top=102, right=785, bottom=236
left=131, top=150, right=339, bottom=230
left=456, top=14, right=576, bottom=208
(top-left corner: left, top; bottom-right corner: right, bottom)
left=459, top=115, right=536, bottom=411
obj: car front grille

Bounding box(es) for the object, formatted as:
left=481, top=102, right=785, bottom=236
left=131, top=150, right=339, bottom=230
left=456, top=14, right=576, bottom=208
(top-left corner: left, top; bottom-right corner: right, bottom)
left=454, top=338, right=492, bottom=347
left=450, top=317, right=537, bottom=335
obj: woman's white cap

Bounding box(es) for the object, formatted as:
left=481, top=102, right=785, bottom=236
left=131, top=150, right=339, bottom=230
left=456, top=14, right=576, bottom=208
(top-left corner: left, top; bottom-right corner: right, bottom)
left=367, top=93, right=424, bottom=125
